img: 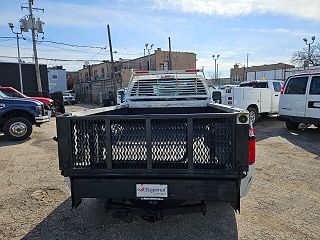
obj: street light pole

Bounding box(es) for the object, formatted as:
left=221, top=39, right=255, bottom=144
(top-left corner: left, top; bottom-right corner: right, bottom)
left=8, top=23, right=24, bottom=93
left=212, top=54, right=220, bottom=80
left=145, top=43, right=154, bottom=70
left=303, top=36, right=315, bottom=69
left=16, top=33, right=23, bottom=93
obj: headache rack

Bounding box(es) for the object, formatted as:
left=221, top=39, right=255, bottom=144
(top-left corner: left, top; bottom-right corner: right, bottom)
left=127, top=70, right=210, bottom=102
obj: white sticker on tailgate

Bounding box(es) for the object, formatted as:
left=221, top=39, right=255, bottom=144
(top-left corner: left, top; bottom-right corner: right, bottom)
left=136, top=184, right=168, bottom=198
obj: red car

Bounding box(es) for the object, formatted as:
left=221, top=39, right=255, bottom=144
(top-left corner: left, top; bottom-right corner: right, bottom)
left=0, top=86, right=54, bottom=115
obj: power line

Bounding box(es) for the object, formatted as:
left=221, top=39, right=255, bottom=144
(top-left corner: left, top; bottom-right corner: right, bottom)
left=38, top=40, right=106, bottom=49
left=0, top=55, right=106, bottom=62
left=0, top=41, right=109, bottom=55
left=0, top=36, right=16, bottom=39
left=0, top=36, right=107, bottom=50
left=37, top=42, right=109, bottom=55
left=0, top=44, right=32, bottom=50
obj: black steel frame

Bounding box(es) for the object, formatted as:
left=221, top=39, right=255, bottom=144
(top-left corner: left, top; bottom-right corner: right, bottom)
left=56, top=110, right=249, bottom=213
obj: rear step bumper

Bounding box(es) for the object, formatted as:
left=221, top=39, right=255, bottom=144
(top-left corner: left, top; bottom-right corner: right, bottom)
left=70, top=177, right=241, bottom=211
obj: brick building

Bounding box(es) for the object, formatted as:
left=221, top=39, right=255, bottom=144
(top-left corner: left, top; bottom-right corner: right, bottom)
left=122, top=48, right=196, bottom=71
left=66, top=71, right=78, bottom=90
left=230, top=63, right=295, bottom=82
left=74, top=60, right=123, bottom=104
left=73, top=49, right=197, bottom=104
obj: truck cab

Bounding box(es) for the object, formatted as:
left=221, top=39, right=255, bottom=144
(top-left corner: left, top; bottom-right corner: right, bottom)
left=279, top=72, right=320, bottom=130
left=222, top=80, right=284, bottom=124
left=0, top=90, right=49, bottom=141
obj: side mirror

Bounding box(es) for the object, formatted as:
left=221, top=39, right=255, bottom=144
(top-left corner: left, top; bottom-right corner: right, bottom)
left=212, top=91, right=221, bottom=104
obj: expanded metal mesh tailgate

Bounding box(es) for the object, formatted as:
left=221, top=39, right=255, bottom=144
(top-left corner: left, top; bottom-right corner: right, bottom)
left=66, top=115, right=235, bottom=171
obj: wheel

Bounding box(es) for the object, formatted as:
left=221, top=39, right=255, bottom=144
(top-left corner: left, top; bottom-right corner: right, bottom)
left=247, top=107, right=258, bottom=125
left=71, top=102, right=75, bottom=105
left=64, top=101, right=68, bottom=105
left=285, top=121, right=300, bottom=130
left=3, top=117, right=32, bottom=141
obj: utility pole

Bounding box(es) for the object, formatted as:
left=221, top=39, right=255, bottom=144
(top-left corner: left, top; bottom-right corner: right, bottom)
left=21, top=0, right=44, bottom=96
left=168, top=37, right=172, bottom=70
left=8, top=23, right=23, bottom=93
left=107, top=24, right=117, bottom=104
left=246, top=53, right=249, bottom=68
left=28, top=0, right=42, bottom=95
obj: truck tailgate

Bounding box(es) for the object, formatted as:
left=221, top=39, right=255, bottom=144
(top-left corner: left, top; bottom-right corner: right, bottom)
left=57, top=113, right=248, bottom=173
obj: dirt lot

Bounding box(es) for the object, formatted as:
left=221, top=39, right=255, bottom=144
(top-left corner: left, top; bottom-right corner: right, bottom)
left=0, top=104, right=319, bottom=240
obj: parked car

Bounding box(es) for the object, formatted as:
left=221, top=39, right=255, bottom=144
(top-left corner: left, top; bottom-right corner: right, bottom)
left=220, top=80, right=284, bottom=124
left=0, top=86, right=54, bottom=117
left=64, top=89, right=76, bottom=99
left=63, top=92, right=77, bottom=105
left=0, top=90, right=49, bottom=141
left=279, top=72, right=320, bottom=130
left=56, top=69, right=255, bottom=221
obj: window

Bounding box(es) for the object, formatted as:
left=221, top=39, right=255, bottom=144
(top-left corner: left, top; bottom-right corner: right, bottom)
left=310, top=76, right=320, bottom=95
left=272, top=82, right=282, bottom=92
left=93, top=70, right=98, bottom=76
left=1, top=89, right=22, bottom=98
left=163, top=61, right=169, bottom=71
left=284, top=77, right=308, bottom=95
left=52, top=74, right=58, bottom=79
left=101, top=68, right=105, bottom=77
left=0, top=90, right=8, bottom=98
left=239, top=81, right=268, bottom=88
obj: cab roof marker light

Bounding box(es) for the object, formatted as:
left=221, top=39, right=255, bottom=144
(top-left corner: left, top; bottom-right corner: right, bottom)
left=134, top=71, right=149, bottom=74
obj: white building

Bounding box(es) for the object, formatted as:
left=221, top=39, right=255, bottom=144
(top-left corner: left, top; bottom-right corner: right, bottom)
left=48, top=66, right=67, bottom=93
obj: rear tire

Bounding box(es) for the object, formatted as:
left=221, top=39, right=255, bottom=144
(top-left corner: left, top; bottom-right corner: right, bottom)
left=247, top=107, right=258, bottom=125
left=285, top=121, right=300, bottom=130
left=3, top=117, right=32, bottom=141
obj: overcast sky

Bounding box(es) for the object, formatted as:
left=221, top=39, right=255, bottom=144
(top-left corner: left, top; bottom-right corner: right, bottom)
left=0, top=0, right=319, bottom=77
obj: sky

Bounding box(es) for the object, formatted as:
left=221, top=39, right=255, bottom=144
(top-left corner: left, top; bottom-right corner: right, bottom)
left=0, top=0, right=320, bottom=77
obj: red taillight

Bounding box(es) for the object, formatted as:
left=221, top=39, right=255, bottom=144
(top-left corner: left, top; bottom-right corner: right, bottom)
left=135, top=71, right=149, bottom=74
left=228, top=101, right=232, bottom=105
left=280, top=84, right=285, bottom=94
left=228, top=97, right=232, bottom=100
left=248, top=127, right=256, bottom=165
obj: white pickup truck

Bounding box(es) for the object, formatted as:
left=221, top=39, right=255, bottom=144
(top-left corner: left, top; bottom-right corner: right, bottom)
left=220, top=80, right=284, bottom=124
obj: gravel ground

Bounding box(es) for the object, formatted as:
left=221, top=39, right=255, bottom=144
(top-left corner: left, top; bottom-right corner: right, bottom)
left=0, top=105, right=319, bottom=240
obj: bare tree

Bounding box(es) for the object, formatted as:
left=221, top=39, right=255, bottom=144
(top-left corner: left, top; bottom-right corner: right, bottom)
left=291, top=43, right=320, bottom=66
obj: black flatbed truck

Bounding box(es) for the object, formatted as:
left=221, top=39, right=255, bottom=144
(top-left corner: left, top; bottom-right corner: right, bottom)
left=56, top=70, right=255, bottom=221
